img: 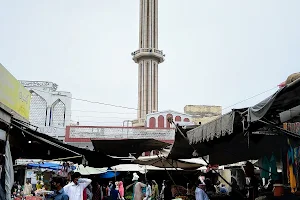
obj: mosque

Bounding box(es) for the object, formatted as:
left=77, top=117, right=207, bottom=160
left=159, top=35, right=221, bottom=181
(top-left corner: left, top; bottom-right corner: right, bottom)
left=22, top=0, right=221, bottom=155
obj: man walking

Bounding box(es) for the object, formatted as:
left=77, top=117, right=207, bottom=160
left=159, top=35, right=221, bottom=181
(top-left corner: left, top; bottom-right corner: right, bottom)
left=51, top=177, right=69, bottom=200
left=64, top=172, right=92, bottom=200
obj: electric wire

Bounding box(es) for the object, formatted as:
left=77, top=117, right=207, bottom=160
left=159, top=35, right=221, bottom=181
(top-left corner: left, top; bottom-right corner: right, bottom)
left=30, top=86, right=278, bottom=114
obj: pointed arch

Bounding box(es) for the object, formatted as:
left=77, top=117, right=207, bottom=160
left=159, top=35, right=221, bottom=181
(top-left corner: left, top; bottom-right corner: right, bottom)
left=158, top=115, right=164, bottom=128
left=184, top=118, right=190, bottom=122
left=50, top=99, right=66, bottom=127
left=149, top=117, right=156, bottom=128
left=175, top=116, right=181, bottom=122
left=29, top=91, right=47, bottom=126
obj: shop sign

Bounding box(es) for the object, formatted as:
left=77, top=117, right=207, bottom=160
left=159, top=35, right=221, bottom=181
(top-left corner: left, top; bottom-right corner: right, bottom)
left=0, top=64, right=31, bottom=120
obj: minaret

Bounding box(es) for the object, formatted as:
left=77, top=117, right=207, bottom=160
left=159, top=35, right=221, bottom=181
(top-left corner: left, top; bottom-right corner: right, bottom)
left=132, top=0, right=165, bottom=122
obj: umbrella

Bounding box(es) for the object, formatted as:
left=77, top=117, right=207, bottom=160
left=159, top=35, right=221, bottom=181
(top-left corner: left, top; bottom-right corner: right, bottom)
left=74, top=164, right=107, bottom=175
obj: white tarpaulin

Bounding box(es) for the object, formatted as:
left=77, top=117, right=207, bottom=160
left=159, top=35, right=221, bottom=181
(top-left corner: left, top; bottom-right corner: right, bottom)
left=110, top=164, right=181, bottom=174
left=135, top=153, right=206, bottom=169
left=74, top=164, right=107, bottom=175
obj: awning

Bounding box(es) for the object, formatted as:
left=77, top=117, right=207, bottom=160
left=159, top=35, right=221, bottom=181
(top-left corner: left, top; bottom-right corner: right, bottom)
left=186, top=79, right=300, bottom=165
left=73, top=164, right=107, bottom=175
left=187, top=110, right=244, bottom=144
left=134, top=150, right=206, bottom=169
left=92, top=139, right=170, bottom=157
left=110, top=164, right=165, bottom=174
left=248, top=78, right=300, bottom=123
left=27, top=162, right=64, bottom=170
left=168, top=126, right=198, bottom=159
left=10, top=119, right=125, bottom=167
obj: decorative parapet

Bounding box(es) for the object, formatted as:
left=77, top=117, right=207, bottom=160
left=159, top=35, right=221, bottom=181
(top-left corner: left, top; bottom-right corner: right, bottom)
left=67, top=126, right=175, bottom=141
left=20, top=81, right=58, bottom=92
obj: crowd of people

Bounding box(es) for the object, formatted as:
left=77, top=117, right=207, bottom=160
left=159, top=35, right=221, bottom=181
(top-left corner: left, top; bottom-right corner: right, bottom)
left=12, top=171, right=236, bottom=200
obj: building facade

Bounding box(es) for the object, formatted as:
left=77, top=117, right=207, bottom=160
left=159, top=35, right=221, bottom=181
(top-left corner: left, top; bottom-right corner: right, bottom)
left=146, top=110, right=194, bottom=128
left=184, top=105, right=222, bottom=125
left=132, top=0, right=165, bottom=124
left=20, top=81, right=72, bottom=140
left=64, top=125, right=175, bottom=151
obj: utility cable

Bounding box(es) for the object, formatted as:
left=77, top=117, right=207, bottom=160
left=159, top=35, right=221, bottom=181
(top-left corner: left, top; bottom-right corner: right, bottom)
left=222, top=86, right=277, bottom=111
left=30, top=86, right=278, bottom=113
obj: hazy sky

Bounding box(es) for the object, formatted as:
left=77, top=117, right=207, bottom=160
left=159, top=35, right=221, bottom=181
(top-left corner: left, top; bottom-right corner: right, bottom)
left=1, top=0, right=299, bottom=126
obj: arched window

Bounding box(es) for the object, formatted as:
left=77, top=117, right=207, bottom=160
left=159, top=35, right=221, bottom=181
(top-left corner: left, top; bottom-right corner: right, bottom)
left=51, top=99, right=66, bottom=127
left=158, top=115, right=164, bottom=128
left=149, top=117, right=156, bottom=128
left=175, top=116, right=181, bottom=122
left=29, top=91, right=47, bottom=126
left=184, top=118, right=190, bottom=122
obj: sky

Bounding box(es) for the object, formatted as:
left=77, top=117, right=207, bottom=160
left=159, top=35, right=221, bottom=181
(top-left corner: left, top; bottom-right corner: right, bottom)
left=1, top=0, right=300, bottom=126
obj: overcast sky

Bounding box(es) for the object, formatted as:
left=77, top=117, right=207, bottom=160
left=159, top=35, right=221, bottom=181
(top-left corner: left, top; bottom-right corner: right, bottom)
left=1, top=0, right=299, bottom=126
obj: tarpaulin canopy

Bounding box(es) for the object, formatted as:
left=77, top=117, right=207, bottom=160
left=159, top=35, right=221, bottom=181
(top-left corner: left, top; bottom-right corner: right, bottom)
left=248, top=78, right=300, bottom=123
left=92, top=139, right=170, bottom=157
left=110, top=164, right=168, bottom=174
left=186, top=79, right=300, bottom=165
left=168, top=126, right=197, bottom=159
left=10, top=119, right=126, bottom=167
left=74, top=164, right=107, bottom=175
left=187, top=109, right=245, bottom=146
left=99, top=169, right=120, bottom=179
left=27, top=162, right=63, bottom=170
left=134, top=149, right=206, bottom=169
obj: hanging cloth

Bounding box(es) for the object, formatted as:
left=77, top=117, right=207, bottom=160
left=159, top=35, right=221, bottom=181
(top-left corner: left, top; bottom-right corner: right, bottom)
left=287, top=141, right=297, bottom=193
left=289, top=165, right=297, bottom=193
left=270, top=154, right=278, bottom=180
left=261, top=156, right=270, bottom=180
left=4, top=137, right=14, bottom=200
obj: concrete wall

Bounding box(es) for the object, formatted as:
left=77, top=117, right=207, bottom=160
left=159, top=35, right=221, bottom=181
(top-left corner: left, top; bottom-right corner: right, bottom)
left=184, top=105, right=222, bottom=124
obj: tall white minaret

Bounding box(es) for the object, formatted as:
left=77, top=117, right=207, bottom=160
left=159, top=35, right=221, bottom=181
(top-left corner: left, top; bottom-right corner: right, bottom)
left=132, top=0, right=165, bottom=122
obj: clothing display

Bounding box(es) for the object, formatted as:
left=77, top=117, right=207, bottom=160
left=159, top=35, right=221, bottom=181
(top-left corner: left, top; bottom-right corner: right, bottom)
left=284, top=124, right=300, bottom=193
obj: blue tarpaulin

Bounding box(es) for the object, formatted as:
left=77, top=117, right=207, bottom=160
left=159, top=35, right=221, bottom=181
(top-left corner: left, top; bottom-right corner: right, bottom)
left=99, top=169, right=120, bottom=179
left=27, top=162, right=74, bottom=170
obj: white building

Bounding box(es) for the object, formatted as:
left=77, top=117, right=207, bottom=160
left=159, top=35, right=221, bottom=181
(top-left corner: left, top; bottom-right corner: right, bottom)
left=20, top=81, right=72, bottom=140
left=146, top=110, right=195, bottom=128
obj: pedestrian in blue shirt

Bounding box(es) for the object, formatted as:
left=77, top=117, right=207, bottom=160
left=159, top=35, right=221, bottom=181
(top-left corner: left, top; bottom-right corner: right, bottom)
left=52, top=177, right=69, bottom=200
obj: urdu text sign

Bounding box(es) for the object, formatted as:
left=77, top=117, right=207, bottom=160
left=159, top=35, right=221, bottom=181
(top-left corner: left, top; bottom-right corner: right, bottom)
left=0, top=64, right=31, bottom=120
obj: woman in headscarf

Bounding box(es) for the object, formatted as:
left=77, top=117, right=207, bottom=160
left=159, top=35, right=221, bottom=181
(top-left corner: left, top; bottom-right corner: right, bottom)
left=132, top=173, right=146, bottom=200
left=151, top=180, right=159, bottom=200
left=118, top=181, right=125, bottom=200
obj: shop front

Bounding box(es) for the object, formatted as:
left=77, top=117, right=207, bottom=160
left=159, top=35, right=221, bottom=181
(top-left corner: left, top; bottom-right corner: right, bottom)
left=0, top=63, right=32, bottom=200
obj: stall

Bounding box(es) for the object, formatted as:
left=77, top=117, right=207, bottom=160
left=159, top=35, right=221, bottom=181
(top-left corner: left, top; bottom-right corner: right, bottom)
left=183, top=78, right=300, bottom=198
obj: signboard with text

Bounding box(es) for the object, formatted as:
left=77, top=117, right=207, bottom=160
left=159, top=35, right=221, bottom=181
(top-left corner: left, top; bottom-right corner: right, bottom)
left=0, top=63, right=31, bottom=119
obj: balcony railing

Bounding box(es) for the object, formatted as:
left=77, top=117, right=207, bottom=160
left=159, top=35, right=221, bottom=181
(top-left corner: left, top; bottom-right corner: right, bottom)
left=131, top=48, right=164, bottom=56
